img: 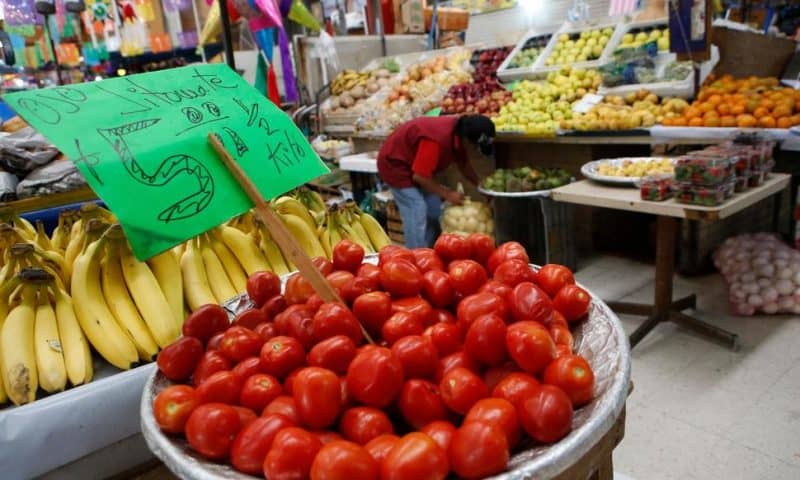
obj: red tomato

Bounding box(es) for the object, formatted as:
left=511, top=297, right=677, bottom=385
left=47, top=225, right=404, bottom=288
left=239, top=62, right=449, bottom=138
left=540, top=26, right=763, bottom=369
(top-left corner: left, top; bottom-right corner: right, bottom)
left=206, top=332, right=224, bottom=351
left=449, top=421, right=509, bottom=479
left=307, top=335, right=357, bottom=375
left=448, top=260, right=488, bottom=298
left=333, top=240, right=365, bottom=273
left=352, top=291, right=392, bottom=338
left=507, top=282, right=554, bottom=324
left=254, top=322, right=278, bottom=342
left=153, top=385, right=198, bottom=434
left=439, top=367, right=489, bottom=415
left=434, top=351, right=480, bottom=383
left=263, top=427, right=323, bottom=480
left=285, top=273, right=315, bottom=305
left=341, top=276, right=374, bottom=304
left=456, top=292, right=508, bottom=331
left=356, top=263, right=381, bottom=287
left=390, top=335, right=438, bottom=380
left=346, top=346, right=404, bottom=408
left=550, top=310, right=568, bottom=328
left=196, top=370, right=242, bottom=405
left=518, top=384, right=574, bottom=443
left=486, top=241, right=529, bottom=275
left=339, top=407, right=394, bottom=445
left=263, top=395, right=301, bottom=424
left=157, top=336, right=203, bottom=382
left=421, top=270, right=455, bottom=308
left=549, top=325, right=574, bottom=350
left=261, top=295, right=288, bottom=319
left=478, top=279, right=512, bottom=299
left=364, top=434, right=400, bottom=464
left=423, top=322, right=463, bottom=358
left=284, top=307, right=316, bottom=350
left=464, top=398, right=521, bottom=448
left=283, top=368, right=301, bottom=396
left=482, top=364, right=517, bottom=392
left=380, top=259, right=422, bottom=297
left=555, top=344, right=572, bottom=358
left=493, top=259, right=535, bottom=287
left=432, top=308, right=456, bottom=324
left=326, top=271, right=356, bottom=292
left=491, top=372, right=540, bottom=407
left=232, top=356, right=263, bottom=381
left=310, top=440, right=378, bottom=480
left=234, top=406, right=258, bottom=428
left=381, top=311, right=425, bottom=345
left=220, top=326, right=264, bottom=362
left=553, top=284, right=591, bottom=322
left=543, top=354, right=595, bottom=406
left=312, top=256, right=335, bottom=276
left=182, top=304, right=229, bottom=344
left=312, top=302, right=363, bottom=344
left=434, top=233, right=471, bottom=263
left=536, top=264, right=575, bottom=297
left=381, top=432, right=449, bottom=480
left=260, top=336, right=306, bottom=380
left=293, top=367, right=342, bottom=429
left=506, top=321, right=556, bottom=375
left=397, top=378, right=449, bottom=429
left=420, top=420, right=456, bottom=453
left=466, top=233, right=495, bottom=266
left=378, top=245, right=415, bottom=266
left=412, top=248, right=445, bottom=273
left=240, top=373, right=282, bottom=412
left=315, top=430, right=344, bottom=445
left=193, top=351, right=233, bottom=387
left=306, top=293, right=325, bottom=312
left=230, top=413, right=296, bottom=474
left=273, top=304, right=308, bottom=334
left=185, top=403, right=242, bottom=460
left=391, top=296, right=434, bottom=326
left=246, top=271, right=281, bottom=307
left=464, top=314, right=508, bottom=366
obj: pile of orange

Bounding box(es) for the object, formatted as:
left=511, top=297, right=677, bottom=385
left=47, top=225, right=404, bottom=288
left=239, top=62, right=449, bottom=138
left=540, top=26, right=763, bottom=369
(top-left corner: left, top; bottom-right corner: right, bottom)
left=661, top=75, right=800, bottom=128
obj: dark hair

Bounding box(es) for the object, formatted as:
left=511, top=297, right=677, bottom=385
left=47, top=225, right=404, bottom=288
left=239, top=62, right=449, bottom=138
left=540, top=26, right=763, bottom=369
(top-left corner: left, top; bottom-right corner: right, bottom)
left=456, top=115, right=495, bottom=156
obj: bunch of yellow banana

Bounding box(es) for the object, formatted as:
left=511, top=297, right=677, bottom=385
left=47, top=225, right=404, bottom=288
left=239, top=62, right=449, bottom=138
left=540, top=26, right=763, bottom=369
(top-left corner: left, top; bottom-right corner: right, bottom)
left=63, top=203, right=116, bottom=282
left=50, top=210, right=79, bottom=253
left=331, top=70, right=371, bottom=96
left=0, top=268, right=92, bottom=406
left=318, top=203, right=391, bottom=257
left=0, top=223, right=69, bottom=288
left=272, top=195, right=327, bottom=262
left=292, top=187, right=327, bottom=218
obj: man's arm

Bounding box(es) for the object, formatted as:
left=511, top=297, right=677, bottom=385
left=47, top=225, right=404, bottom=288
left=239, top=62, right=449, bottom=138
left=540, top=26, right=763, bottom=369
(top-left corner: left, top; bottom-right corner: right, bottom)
left=412, top=139, right=464, bottom=204
left=413, top=174, right=464, bottom=204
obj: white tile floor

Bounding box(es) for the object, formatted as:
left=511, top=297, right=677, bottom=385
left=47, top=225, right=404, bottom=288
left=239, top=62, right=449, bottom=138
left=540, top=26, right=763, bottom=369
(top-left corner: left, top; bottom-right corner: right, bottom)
left=575, top=255, right=800, bottom=480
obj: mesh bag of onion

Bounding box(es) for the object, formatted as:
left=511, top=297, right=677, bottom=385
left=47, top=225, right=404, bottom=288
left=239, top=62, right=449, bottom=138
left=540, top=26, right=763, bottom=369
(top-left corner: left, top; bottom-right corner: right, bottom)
left=714, top=233, right=800, bottom=315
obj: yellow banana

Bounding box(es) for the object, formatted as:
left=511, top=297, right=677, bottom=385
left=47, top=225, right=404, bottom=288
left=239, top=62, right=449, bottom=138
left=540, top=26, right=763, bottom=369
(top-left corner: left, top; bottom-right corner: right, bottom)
left=320, top=227, right=334, bottom=259
left=0, top=274, right=23, bottom=404
left=34, top=221, right=54, bottom=253
left=338, top=211, right=375, bottom=253
left=259, top=229, right=291, bottom=276
left=200, top=236, right=238, bottom=304
left=360, top=211, right=392, bottom=250
left=147, top=249, right=185, bottom=331
left=0, top=283, right=38, bottom=405
left=218, top=225, right=271, bottom=275
left=274, top=196, right=317, bottom=233
left=279, top=214, right=327, bottom=259
left=71, top=236, right=138, bottom=370
left=34, top=289, right=67, bottom=393
left=53, top=287, right=92, bottom=386
left=208, top=233, right=248, bottom=294
left=119, top=239, right=180, bottom=349
left=181, top=238, right=217, bottom=311
left=102, top=241, right=160, bottom=360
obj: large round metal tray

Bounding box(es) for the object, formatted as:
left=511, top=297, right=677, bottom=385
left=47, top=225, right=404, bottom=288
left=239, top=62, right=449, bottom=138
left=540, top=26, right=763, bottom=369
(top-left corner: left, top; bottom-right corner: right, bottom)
left=478, top=186, right=553, bottom=198
left=581, top=157, right=674, bottom=186
left=141, top=263, right=631, bottom=480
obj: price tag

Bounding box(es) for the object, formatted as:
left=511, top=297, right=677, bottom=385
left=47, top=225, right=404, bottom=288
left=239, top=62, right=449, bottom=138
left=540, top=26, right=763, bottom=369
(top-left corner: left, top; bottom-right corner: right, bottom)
left=572, top=93, right=604, bottom=113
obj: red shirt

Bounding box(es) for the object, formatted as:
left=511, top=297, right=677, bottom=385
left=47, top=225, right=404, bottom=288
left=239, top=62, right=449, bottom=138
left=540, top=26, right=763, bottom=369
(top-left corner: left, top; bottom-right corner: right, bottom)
left=377, top=116, right=466, bottom=188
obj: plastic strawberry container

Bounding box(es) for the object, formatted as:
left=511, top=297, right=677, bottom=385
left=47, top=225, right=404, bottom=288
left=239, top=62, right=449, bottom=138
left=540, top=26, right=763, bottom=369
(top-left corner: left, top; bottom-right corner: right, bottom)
left=674, top=155, right=733, bottom=186
left=675, top=182, right=728, bottom=206
left=639, top=174, right=673, bottom=201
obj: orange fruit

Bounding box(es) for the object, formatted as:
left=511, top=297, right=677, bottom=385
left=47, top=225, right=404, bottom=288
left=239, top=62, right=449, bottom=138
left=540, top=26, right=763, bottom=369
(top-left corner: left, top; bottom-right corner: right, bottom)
left=703, top=117, right=721, bottom=127
left=672, top=117, right=688, bottom=126
left=731, top=104, right=746, bottom=115
left=759, top=99, right=776, bottom=110
left=708, top=94, right=723, bottom=105
left=720, top=116, right=737, bottom=127
left=772, top=105, right=792, bottom=118
left=737, top=114, right=757, bottom=128
left=753, top=107, right=769, bottom=119
left=746, top=100, right=759, bottom=113
left=792, top=115, right=800, bottom=126
left=688, top=117, right=704, bottom=127
left=699, top=102, right=715, bottom=113
left=717, top=104, right=732, bottom=115
left=759, top=116, right=776, bottom=128
left=777, top=117, right=793, bottom=128
left=703, top=110, right=719, bottom=120
left=684, top=107, right=702, bottom=119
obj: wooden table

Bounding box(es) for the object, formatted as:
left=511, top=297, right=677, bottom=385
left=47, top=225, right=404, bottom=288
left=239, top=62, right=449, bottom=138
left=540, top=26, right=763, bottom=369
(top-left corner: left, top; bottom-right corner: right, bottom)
left=552, top=174, right=791, bottom=350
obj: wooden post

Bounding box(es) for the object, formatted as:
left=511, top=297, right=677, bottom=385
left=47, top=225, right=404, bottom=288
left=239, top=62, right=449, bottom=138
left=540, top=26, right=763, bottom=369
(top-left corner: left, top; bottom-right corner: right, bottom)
left=207, top=134, right=375, bottom=344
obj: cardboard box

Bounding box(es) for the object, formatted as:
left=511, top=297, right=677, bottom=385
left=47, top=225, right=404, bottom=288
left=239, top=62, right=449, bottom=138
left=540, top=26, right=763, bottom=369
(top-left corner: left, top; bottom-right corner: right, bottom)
left=401, top=0, right=425, bottom=33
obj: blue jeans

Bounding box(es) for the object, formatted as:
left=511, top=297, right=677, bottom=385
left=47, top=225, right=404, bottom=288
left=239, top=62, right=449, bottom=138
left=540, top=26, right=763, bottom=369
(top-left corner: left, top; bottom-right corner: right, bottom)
left=391, top=187, right=442, bottom=248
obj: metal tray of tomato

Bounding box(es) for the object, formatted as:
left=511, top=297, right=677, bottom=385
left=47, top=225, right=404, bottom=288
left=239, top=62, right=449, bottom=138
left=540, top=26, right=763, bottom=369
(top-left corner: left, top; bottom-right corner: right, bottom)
left=140, top=260, right=631, bottom=480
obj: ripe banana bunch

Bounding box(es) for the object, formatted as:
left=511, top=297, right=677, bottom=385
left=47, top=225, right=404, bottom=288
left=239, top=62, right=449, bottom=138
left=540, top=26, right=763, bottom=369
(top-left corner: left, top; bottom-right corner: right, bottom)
left=253, top=219, right=291, bottom=276
left=64, top=204, right=116, bottom=281
left=331, top=70, right=371, bottom=96
left=0, top=224, right=70, bottom=289
left=319, top=204, right=391, bottom=257
left=0, top=206, right=36, bottom=241
left=292, top=187, right=327, bottom=218
left=50, top=210, right=79, bottom=253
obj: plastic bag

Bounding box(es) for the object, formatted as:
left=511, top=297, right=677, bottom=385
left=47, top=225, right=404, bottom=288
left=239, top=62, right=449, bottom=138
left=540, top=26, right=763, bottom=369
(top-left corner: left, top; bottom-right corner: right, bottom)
left=440, top=184, right=494, bottom=237
left=0, top=171, right=19, bottom=201
left=0, top=127, right=59, bottom=175
left=16, top=158, right=87, bottom=198
left=316, top=31, right=341, bottom=81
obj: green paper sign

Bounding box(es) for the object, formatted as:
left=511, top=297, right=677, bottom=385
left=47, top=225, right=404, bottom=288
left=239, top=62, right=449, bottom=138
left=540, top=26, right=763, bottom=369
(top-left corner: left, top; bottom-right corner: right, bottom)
left=4, top=64, right=328, bottom=260
left=425, top=107, right=441, bottom=117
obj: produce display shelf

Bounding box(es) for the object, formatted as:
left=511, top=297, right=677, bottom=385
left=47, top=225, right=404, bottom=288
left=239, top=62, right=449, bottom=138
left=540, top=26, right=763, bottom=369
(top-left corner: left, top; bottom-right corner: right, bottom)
left=1, top=186, right=97, bottom=214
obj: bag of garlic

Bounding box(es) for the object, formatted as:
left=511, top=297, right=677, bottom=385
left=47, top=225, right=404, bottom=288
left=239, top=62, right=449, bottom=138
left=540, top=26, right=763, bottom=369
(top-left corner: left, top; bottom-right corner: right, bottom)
left=441, top=184, right=494, bottom=238
left=713, top=233, right=800, bottom=316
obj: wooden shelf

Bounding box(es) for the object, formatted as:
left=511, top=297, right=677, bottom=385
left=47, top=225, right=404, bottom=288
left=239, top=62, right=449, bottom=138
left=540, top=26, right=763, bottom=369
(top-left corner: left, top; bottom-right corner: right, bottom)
left=2, top=187, right=98, bottom=214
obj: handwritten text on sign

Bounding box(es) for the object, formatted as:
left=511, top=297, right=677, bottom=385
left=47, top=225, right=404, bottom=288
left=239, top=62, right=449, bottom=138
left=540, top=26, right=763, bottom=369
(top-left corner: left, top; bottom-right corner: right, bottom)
left=5, top=64, right=328, bottom=260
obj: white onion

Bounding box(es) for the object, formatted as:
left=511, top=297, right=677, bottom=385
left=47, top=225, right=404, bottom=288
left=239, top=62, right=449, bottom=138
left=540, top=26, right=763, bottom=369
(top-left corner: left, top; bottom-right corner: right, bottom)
left=740, top=272, right=756, bottom=284
left=757, top=278, right=772, bottom=288
left=762, top=287, right=779, bottom=302
left=793, top=271, right=800, bottom=286
left=774, top=259, right=788, bottom=269
left=778, top=296, right=795, bottom=311
left=763, top=302, right=779, bottom=314
left=775, top=250, right=790, bottom=259
left=777, top=267, right=793, bottom=280
left=776, top=279, right=794, bottom=296
left=752, top=257, right=768, bottom=267
left=744, top=282, right=760, bottom=294
left=747, top=294, right=764, bottom=307
left=757, top=264, right=775, bottom=278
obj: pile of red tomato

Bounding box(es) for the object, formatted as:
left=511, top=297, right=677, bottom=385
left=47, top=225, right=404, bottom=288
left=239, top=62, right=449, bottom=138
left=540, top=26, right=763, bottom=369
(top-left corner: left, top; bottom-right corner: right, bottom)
left=152, top=233, right=595, bottom=480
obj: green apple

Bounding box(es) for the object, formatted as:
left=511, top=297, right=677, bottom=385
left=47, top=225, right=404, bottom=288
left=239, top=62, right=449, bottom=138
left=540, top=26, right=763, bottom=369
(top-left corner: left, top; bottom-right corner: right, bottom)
left=592, top=45, right=604, bottom=57
left=622, top=33, right=634, bottom=44
left=657, top=37, right=669, bottom=50
left=590, top=30, right=601, bottom=38
left=649, top=29, right=661, bottom=40
left=577, top=53, right=589, bottom=62
left=602, top=28, right=614, bottom=36
left=575, top=38, right=586, bottom=48
left=565, top=40, right=575, bottom=48
left=558, top=33, right=569, bottom=42
left=586, top=37, right=598, bottom=46
left=635, top=32, right=648, bottom=42
left=599, top=36, right=609, bottom=46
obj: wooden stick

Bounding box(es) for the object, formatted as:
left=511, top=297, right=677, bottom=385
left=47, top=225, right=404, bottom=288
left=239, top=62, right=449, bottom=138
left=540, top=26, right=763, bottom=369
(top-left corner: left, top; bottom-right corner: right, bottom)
left=208, top=133, right=375, bottom=344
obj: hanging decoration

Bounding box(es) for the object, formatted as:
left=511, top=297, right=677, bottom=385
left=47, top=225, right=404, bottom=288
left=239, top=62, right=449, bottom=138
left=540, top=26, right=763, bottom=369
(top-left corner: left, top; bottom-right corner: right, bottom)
left=288, top=0, right=320, bottom=31
left=3, top=0, right=41, bottom=26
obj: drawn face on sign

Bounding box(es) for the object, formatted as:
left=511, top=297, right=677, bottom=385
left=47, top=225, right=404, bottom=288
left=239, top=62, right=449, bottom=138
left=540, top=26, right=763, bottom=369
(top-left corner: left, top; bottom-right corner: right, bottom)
left=5, top=64, right=328, bottom=260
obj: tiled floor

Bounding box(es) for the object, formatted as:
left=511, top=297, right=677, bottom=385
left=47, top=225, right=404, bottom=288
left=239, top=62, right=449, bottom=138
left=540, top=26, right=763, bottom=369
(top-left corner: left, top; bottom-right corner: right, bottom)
left=576, top=256, right=800, bottom=480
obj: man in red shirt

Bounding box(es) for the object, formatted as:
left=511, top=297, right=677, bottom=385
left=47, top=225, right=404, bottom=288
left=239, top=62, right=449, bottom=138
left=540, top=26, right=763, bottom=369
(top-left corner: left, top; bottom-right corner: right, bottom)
left=377, top=115, right=494, bottom=248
